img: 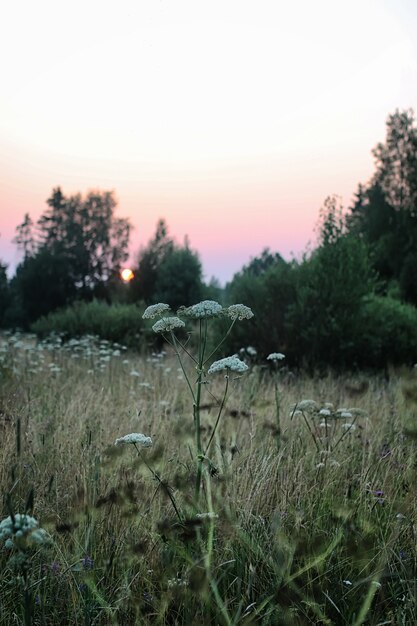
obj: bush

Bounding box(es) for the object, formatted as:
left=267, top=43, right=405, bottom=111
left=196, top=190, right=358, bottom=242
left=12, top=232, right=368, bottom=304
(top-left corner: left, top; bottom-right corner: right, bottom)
left=357, top=295, right=417, bottom=367
left=31, top=300, right=146, bottom=347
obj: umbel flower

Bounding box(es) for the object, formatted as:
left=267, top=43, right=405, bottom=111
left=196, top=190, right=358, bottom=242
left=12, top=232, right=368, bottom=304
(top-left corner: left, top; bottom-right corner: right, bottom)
left=152, top=317, right=185, bottom=333
left=226, top=304, right=254, bottom=321
left=267, top=352, right=285, bottom=361
left=208, top=356, right=249, bottom=374
left=115, top=433, right=153, bottom=447
left=142, top=303, right=171, bottom=319
left=0, top=513, right=49, bottom=549
left=181, top=300, right=223, bottom=319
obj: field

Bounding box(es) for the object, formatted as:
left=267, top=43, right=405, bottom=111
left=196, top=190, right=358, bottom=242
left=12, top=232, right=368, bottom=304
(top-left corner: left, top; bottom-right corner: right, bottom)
left=0, top=328, right=416, bottom=625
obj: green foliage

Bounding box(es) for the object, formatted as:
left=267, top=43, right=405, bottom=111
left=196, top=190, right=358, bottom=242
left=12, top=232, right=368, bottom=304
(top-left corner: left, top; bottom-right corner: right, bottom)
left=347, top=109, right=417, bottom=304
left=357, top=294, right=417, bottom=367
left=31, top=300, right=145, bottom=347
left=154, top=246, right=204, bottom=310
left=9, top=248, right=77, bottom=328
left=130, top=220, right=204, bottom=308
left=288, top=197, right=374, bottom=368
left=222, top=252, right=296, bottom=358
left=0, top=262, right=11, bottom=328
left=10, top=188, right=131, bottom=327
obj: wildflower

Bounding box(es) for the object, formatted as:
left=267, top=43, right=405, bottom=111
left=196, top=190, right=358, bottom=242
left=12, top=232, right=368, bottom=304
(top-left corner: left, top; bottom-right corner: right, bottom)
left=319, top=408, right=331, bottom=417
left=152, top=317, right=185, bottom=333
left=340, top=411, right=353, bottom=419
left=114, top=433, right=153, bottom=447
left=316, top=462, right=325, bottom=469
left=342, top=423, right=356, bottom=431
left=208, top=356, right=249, bottom=374
left=343, top=580, right=353, bottom=586
left=167, top=578, right=188, bottom=588
left=0, top=513, right=49, bottom=548
left=226, top=304, right=254, bottom=321
left=294, top=399, right=317, bottom=412
left=267, top=352, right=285, bottom=361
left=195, top=512, right=219, bottom=519
left=182, top=300, right=223, bottom=318
left=129, top=370, right=140, bottom=377
left=81, top=555, right=94, bottom=570
left=246, top=346, right=257, bottom=356
left=142, top=303, right=171, bottom=319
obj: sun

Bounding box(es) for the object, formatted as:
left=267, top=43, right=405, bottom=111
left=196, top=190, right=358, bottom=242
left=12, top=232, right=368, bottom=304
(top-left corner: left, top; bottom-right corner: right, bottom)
left=120, top=268, right=134, bottom=282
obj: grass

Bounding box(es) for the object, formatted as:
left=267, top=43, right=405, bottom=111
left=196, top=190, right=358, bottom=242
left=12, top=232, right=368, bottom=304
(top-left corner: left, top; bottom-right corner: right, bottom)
left=0, top=331, right=416, bottom=625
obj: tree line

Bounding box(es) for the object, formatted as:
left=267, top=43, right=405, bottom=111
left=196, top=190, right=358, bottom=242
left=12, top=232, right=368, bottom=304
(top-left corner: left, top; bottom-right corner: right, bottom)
left=1, top=109, right=417, bottom=369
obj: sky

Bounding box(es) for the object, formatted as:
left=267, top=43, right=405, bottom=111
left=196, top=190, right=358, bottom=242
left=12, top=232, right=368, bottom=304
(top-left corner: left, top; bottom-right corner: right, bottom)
left=1, top=0, right=417, bottom=284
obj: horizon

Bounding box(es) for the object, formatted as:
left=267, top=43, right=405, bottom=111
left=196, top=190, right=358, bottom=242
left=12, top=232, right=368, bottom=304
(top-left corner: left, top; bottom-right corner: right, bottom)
left=1, top=0, right=417, bottom=284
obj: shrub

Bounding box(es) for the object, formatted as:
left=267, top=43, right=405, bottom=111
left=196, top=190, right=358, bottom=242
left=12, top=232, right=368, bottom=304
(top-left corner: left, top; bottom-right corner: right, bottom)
left=31, top=300, right=145, bottom=347
left=357, top=294, right=417, bottom=367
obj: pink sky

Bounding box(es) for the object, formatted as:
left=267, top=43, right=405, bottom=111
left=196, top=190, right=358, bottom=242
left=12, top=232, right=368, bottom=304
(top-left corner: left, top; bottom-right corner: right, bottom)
left=1, top=0, right=417, bottom=283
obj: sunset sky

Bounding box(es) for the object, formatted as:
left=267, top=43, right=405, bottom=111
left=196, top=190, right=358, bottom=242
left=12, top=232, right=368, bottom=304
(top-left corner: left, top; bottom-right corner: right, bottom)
left=1, top=0, right=417, bottom=283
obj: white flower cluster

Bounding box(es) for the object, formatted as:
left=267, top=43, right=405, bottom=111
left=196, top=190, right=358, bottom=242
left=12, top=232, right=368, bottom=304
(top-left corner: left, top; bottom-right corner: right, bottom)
left=114, top=433, right=153, bottom=447
left=267, top=352, right=285, bottom=361
left=143, top=303, right=171, bottom=319
left=208, top=356, right=249, bottom=374
left=182, top=300, right=223, bottom=319
left=196, top=512, right=219, bottom=519
left=293, top=399, right=318, bottom=412
left=152, top=317, right=185, bottom=333
left=0, top=513, right=49, bottom=549
left=226, top=304, right=254, bottom=321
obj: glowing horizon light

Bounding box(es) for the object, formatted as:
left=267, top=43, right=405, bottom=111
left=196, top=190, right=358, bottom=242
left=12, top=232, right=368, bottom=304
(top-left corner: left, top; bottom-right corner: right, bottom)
left=121, top=268, right=134, bottom=283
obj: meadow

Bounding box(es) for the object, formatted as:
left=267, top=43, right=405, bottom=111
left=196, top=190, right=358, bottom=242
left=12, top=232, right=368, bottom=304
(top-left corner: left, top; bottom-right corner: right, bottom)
left=0, top=308, right=416, bottom=626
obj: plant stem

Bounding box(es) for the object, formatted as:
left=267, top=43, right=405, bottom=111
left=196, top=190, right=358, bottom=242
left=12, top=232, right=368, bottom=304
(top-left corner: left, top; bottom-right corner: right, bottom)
left=205, top=375, right=229, bottom=456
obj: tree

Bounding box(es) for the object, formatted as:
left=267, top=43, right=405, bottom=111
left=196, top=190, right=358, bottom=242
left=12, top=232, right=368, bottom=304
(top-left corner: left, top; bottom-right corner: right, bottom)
left=288, top=197, right=374, bottom=368
left=347, top=110, right=417, bottom=304
left=35, top=188, right=131, bottom=291
left=154, top=245, right=204, bottom=310
left=0, top=261, right=10, bottom=327
left=11, top=187, right=131, bottom=324
left=130, top=219, right=174, bottom=304
left=129, top=220, right=203, bottom=308
left=10, top=248, right=77, bottom=326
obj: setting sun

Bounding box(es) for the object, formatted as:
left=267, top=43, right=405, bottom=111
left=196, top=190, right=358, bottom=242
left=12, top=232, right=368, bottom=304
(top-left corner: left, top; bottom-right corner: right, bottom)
left=120, top=268, right=134, bottom=283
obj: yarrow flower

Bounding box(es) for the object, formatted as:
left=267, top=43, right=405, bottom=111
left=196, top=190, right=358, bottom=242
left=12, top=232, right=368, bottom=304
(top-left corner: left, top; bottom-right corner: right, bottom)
left=319, top=408, right=331, bottom=417
left=142, top=303, right=170, bottom=319
left=152, top=317, right=185, bottom=333
left=226, top=304, right=254, bottom=321
left=0, top=513, right=49, bottom=549
left=208, top=356, right=249, bottom=374
left=182, top=300, right=223, bottom=319
left=267, top=352, right=285, bottom=361
left=114, top=433, right=153, bottom=447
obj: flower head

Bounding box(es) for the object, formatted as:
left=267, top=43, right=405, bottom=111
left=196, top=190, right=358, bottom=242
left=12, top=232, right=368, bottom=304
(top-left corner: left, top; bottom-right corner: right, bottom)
left=267, top=352, right=285, bottom=361
left=182, top=300, right=223, bottom=319
left=0, top=513, right=49, bottom=549
left=115, top=433, right=153, bottom=447
left=294, top=399, right=318, bottom=412
left=142, top=303, right=171, bottom=319
left=152, top=317, right=185, bottom=333
left=226, top=304, right=254, bottom=321
left=208, top=356, right=249, bottom=374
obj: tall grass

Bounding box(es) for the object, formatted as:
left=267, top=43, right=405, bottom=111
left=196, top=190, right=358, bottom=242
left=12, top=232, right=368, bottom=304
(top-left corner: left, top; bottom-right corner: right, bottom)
left=0, top=332, right=416, bottom=625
